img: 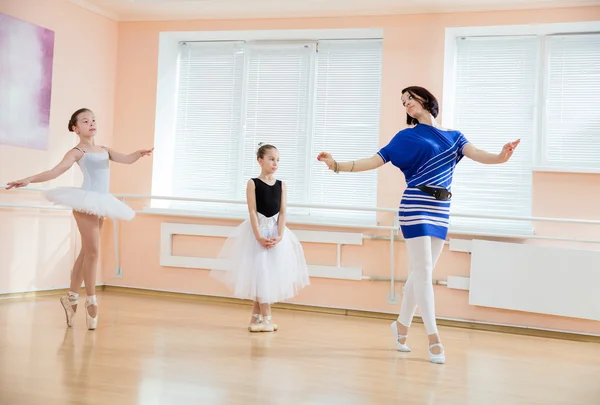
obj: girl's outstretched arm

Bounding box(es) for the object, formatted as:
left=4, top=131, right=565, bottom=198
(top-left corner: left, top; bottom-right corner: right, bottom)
left=104, top=147, right=153, bottom=164
left=247, top=179, right=269, bottom=249
left=5, top=149, right=82, bottom=189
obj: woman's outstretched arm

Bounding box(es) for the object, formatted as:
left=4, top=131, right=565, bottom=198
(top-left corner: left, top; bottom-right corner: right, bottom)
left=317, top=152, right=385, bottom=173
left=462, top=139, right=520, bottom=164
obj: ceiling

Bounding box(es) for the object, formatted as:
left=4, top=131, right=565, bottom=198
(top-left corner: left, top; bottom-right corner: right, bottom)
left=69, top=0, right=600, bottom=21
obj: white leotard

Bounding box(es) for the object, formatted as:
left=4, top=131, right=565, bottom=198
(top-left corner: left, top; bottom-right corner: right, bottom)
left=73, top=147, right=110, bottom=193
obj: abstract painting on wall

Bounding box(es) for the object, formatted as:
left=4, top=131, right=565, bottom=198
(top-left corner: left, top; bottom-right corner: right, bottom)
left=0, top=13, right=55, bottom=150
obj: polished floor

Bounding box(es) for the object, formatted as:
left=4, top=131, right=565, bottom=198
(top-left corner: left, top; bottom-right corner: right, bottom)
left=0, top=291, right=599, bottom=405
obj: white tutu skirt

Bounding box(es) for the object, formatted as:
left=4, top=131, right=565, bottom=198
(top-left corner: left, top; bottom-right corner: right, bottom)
left=44, top=187, right=135, bottom=220
left=210, top=213, right=310, bottom=304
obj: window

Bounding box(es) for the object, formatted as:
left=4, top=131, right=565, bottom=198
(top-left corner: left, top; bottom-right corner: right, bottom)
left=171, top=41, right=244, bottom=213
left=444, top=26, right=600, bottom=235
left=542, top=33, right=600, bottom=171
left=448, top=36, right=537, bottom=235
left=156, top=38, right=382, bottom=224
left=309, top=39, right=382, bottom=221
left=240, top=43, right=314, bottom=215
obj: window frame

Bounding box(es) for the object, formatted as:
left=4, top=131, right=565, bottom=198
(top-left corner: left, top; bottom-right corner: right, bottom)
left=151, top=28, right=384, bottom=226
left=442, top=21, right=600, bottom=236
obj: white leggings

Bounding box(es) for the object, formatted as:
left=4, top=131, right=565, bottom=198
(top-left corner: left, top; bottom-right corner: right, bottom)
left=398, top=236, right=445, bottom=335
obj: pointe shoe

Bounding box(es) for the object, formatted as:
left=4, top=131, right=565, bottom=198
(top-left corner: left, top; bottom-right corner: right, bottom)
left=85, top=295, right=98, bottom=330
left=248, top=314, right=265, bottom=332
left=60, top=292, right=78, bottom=327
left=263, top=315, right=277, bottom=332
left=390, top=321, right=411, bottom=352
left=429, top=343, right=445, bottom=364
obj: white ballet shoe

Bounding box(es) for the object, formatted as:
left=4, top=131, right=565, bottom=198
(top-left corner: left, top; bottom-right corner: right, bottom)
left=263, top=315, right=277, bottom=332
left=429, top=343, right=445, bottom=364
left=248, top=314, right=264, bottom=332
left=85, top=295, right=98, bottom=330
left=60, top=292, right=78, bottom=327
left=390, top=321, right=411, bottom=352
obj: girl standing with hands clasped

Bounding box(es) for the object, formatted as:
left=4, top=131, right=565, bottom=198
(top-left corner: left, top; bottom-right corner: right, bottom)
left=211, top=143, right=310, bottom=332
left=318, top=86, right=519, bottom=363
left=5, top=108, right=153, bottom=330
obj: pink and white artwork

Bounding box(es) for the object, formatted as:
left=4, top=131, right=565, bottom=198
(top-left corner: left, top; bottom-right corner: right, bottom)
left=0, top=13, right=55, bottom=150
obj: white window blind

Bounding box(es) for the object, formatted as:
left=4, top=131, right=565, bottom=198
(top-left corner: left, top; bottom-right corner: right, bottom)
left=172, top=41, right=244, bottom=213
left=240, top=43, right=314, bottom=216
left=309, top=39, right=382, bottom=223
left=542, top=33, right=600, bottom=171
left=157, top=39, right=383, bottom=223
left=450, top=36, right=537, bottom=235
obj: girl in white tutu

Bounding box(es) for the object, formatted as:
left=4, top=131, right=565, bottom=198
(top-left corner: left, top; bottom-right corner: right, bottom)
left=210, top=143, right=310, bottom=332
left=5, top=108, right=153, bottom=330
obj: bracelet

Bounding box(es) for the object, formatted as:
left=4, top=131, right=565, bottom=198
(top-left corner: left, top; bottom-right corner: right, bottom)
left=331, top=160, right=353, bottom=173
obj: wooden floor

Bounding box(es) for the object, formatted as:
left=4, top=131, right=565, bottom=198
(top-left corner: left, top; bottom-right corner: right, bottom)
left=0, top=292, right=599, bottom=405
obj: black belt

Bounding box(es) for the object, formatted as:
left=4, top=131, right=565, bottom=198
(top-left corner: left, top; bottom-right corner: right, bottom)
left=416, top=185, right=452, bottom=201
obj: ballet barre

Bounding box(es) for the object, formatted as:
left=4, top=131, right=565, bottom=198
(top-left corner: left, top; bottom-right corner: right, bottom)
left=4, top=184, right=600, bottom=225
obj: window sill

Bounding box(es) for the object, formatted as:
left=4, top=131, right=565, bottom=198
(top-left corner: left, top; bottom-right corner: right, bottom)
left=532, top=166, right=600, bottom=175
left=140, top=207, right=384, bottom=230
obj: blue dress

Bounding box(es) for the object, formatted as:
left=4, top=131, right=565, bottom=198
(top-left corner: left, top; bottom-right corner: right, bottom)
left=377, top=123, right=470, bottom=240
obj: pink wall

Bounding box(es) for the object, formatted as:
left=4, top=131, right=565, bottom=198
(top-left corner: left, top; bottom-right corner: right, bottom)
left=103, top=6, right=600, bottom=336
left=1, top=1, right=598, bottom=336
left=0, top=0, right=118, bottom=293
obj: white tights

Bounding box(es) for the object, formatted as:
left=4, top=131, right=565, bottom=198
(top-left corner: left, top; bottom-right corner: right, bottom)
left=398, top=236, right=445, bottom=335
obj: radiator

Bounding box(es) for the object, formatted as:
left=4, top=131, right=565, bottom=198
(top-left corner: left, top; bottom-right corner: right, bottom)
left=468, top=239, right=600, bottom=322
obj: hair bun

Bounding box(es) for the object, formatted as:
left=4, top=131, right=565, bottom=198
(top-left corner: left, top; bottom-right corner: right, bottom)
left=255, top=142, right=277, bottom=160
